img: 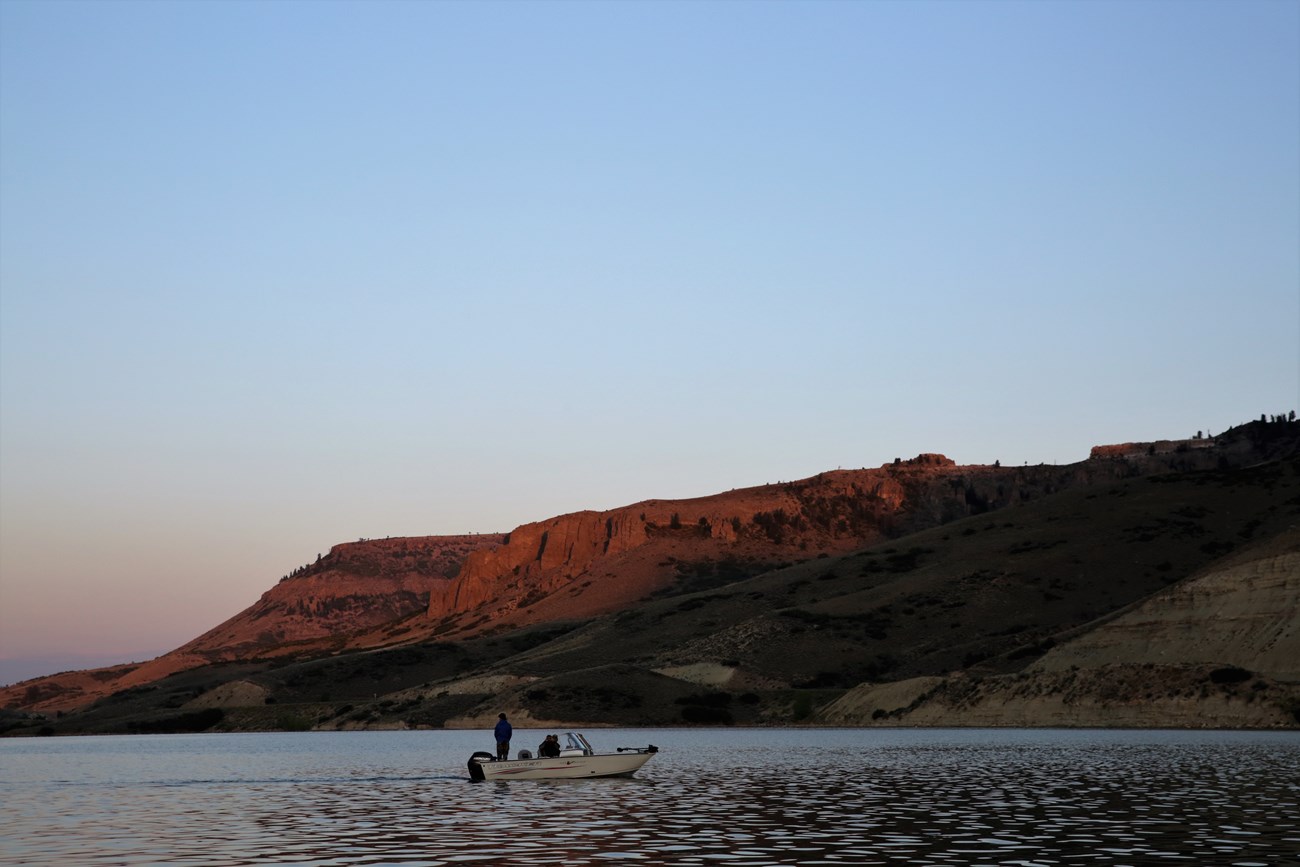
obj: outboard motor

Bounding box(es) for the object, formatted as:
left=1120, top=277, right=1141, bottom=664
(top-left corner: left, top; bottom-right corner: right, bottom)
left=467, top=751, right=494, bottom=782
left=517, top=749, right=532, bottom=759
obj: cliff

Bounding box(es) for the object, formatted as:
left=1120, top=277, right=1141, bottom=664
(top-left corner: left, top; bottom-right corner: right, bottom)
left=4, top=534, right=503, bottom=712
left=423, top=452, right=1159, bottom=631
left=179, top=534, right=506, bottom=658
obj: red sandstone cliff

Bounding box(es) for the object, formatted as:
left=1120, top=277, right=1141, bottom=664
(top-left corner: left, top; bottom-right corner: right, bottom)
left=418, top=427, right=1299, bottom=634
left=179, top=534, right=506, bottom=658
left=419, top=453, right=1126, bottom=631
left=2, top=534, right=504, bottom=712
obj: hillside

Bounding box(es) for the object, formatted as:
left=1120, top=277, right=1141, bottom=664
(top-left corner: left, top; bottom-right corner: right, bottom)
left=822, top=524, right=1300, bottom=728
left=449, top=449, right=1300, bottom=729
left=2, top=418, right=1297, bottom=734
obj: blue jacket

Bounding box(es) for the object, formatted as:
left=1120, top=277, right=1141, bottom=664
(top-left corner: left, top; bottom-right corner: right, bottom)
left=494, top=719, right=512, bottom=743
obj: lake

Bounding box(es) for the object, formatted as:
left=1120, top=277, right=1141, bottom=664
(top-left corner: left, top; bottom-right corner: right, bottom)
left=1, top=728, right=1297, bottom=865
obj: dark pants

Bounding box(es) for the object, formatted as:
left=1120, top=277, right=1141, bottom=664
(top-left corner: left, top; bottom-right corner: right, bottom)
left=496, top=740, right=510, bottom=760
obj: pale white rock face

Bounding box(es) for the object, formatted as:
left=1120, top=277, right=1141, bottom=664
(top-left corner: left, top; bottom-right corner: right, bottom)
left=1032, top=534, right=1300, bottom=681
left=820, top=676, right=946, bottom=724
left=183, top=679, right=269, bottom=709
left=818, top=530, right=1300, bottom=729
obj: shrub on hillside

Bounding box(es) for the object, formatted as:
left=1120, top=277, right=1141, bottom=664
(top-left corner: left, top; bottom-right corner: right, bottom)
left=680, top=705, right=734, bottom=724
left=1209, top=666, right=1252, bottom=684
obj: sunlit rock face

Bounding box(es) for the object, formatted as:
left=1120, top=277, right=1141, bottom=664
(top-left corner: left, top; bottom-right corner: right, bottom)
left=0, top=535, right=506, bottom=713
left=424, top=450, right=1161, bottom=627
left=181, top=535, right=507, bottom=657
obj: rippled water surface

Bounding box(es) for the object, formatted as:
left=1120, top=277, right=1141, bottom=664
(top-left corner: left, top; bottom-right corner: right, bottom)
left=2, top=728, right=1298, bottom=866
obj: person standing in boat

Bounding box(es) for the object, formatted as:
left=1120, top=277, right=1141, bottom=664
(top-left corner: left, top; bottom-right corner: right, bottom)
left=494, top=713, right=512, bottom=760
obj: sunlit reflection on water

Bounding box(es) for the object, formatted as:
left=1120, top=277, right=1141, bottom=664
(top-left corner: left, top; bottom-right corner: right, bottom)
left=1, top=729, right=1297, bottom=865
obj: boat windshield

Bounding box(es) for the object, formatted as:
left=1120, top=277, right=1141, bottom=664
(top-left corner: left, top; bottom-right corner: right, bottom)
left=561, top=732, right=594, bottom=755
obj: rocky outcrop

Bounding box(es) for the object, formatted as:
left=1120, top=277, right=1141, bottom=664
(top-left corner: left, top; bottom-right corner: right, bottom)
left=183, top=680, right=270, bottom=709
left=432, top=462, right=1000, bottom=618
left=1088, top=418, right=1300, bottom=467
left=1089, top=439, right=1214, bottom=459
left=183, top=573, right=429, bottom=656
left=180, top=534, right=505, bottom=658
left=0, top=534, right=503, bottom=713
left=0, top=663, right=143, bottom=715
left=820, top=677, right=945, bottom=724
left=430, top=504, right=738, bottom=618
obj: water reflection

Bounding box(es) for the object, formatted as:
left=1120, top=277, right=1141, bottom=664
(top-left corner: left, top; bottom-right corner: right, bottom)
left=1, top=730, right=1297, bottom=865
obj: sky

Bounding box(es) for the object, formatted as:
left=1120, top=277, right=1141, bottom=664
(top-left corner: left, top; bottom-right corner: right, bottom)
left=1, top=0, right=1297, bottom=685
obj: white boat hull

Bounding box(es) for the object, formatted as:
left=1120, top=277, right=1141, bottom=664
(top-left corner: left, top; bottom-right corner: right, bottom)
left=472, top=750, right=655, bottom=781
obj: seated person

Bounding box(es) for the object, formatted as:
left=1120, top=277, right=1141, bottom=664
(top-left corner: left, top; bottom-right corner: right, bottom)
left=538, top=734, right=561, bottom=757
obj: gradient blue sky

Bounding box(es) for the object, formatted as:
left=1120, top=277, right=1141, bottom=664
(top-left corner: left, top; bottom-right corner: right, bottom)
left=1, top=0, right=1296, bottom=684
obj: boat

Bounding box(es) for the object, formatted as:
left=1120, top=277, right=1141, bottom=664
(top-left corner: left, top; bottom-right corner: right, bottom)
left=467, top=731, right=658, bottom=781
